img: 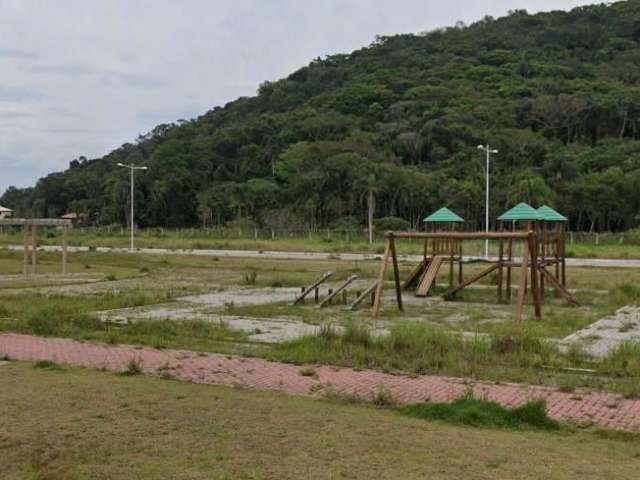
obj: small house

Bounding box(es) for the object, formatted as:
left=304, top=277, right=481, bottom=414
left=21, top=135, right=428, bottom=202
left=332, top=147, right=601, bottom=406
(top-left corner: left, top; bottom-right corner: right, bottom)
left=0, top=205, right=13, bottom=220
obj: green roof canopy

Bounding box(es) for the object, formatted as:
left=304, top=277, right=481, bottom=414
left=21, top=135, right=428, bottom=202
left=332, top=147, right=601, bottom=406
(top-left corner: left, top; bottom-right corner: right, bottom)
left=423, top=207, right=465, bottom=223
left=498, top=203, right=541, bottom=221
left=537, top=205, right=568, bottom=222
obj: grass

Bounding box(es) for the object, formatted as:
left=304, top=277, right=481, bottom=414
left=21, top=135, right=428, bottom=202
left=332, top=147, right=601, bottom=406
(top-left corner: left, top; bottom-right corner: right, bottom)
left=1, top=248, right=639, bottom=395
left=3, top=226, right=640, bottom=259
left=0, top=292, right=251, bottom=353
left=399, top=393, right=560, bottom=431
left=270, top=322, right=640, bottom=394
left=270, top=322, right=560, bottom=377
left=2, top=362, right=640, bottom=479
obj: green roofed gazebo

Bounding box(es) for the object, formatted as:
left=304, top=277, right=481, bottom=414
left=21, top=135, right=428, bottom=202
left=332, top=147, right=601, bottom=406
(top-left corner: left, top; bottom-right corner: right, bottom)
left=497, top=203, right=541, bottom=222
left=537, top=205, right=568, bottom=222
left=423, top=207, right=464, bottom=223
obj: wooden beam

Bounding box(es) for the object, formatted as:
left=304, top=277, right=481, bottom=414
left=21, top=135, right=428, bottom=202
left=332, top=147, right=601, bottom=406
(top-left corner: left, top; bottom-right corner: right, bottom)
left=318, top=275, right=359, bottom=308
left=540, top=266, right=578, bottom=306
left=515, top=241, right=530, bottom=323
left=506, top=237, right=512, bottom=300
left=389, top=237, right=403, bottom=311
left=529, top=233, right=542, bottom=320
left=402, top=259, right=428, bottom=290
left=347, top=282, right=378, bottom=311
left=443, top=263, right=499, bottom=298
left=292, top=272, right=333, bottom=305
left=385, top=231, right=531, bottom=240
left=372, top=239, right=391, bottom=318
left=498, top=239, right=504, bottom=302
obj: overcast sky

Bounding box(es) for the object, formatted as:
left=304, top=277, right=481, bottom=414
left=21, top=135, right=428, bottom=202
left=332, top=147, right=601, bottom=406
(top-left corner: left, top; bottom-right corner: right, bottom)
left=0, top=0, right=595, bottom=194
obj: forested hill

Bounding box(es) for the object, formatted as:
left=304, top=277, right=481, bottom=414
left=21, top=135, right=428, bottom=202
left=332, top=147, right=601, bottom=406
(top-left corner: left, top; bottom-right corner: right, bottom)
left=5, top=1, right=640, bottom=232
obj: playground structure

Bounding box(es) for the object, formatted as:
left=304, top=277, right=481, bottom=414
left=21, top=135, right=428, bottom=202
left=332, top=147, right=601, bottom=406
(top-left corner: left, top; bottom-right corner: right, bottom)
left=371, top=203, right=572, bottom=321
left=0, top=218, right=72, bottom=276
left=290, top=203, right=571, bottom=322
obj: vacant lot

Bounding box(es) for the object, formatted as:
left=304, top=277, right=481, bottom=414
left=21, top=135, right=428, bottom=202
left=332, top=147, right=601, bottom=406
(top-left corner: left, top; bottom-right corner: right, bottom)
left=1, top=363, right=639, bottom=480
left=0, top=247, right=639, bottom=396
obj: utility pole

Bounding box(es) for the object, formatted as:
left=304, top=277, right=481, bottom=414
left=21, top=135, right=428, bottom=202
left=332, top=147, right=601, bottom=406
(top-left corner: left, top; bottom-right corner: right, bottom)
left=477, top=145, right=498, bottom=258
left=117, top=162, right=148, bottom=250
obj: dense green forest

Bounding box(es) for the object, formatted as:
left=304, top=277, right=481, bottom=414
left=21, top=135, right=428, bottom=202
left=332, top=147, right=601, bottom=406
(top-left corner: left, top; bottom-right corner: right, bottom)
left=4, top=1, right=640, bottom=232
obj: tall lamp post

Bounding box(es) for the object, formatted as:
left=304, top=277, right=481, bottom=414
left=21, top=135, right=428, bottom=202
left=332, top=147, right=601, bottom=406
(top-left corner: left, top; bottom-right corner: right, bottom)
left=117, top=162, right=148, bottom=250
left=477, top=144, right=498, bottom=258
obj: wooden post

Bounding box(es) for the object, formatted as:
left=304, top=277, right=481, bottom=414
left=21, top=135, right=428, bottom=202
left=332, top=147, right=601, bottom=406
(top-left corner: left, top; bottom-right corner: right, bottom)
left=515, top=240, right=530, bottom=323
left=389, top=236, right=403, bottom=311
left=560, top=225, right=567, bottom=288
left=23, top=224, right=28, bottom=277
left=449, top=239, right=454, bottom=289
left=529, top=233, right=542, bottom=320
left=62, top=224, right=68, bottom=275
left=506, top=237, right=513, bottom=300
left=554, top=223, right=561, bottom=298
left=31, top=225, right=37, bottom=275
left=498, top=239, right=504, bottom=302
left=540, top=222, right=546, bottom=301
left=458, top=241, right=463, bottom=285
left=372, top=239, right=391, bottom=318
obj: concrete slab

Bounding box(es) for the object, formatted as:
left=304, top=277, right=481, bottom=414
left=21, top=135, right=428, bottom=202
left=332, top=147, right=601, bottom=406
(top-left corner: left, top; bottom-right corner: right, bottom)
left=560, top=305, right=640, bottom=357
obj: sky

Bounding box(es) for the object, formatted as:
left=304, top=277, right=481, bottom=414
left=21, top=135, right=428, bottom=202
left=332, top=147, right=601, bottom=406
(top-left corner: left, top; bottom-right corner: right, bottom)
left=0, top=0, right=595, bottom=195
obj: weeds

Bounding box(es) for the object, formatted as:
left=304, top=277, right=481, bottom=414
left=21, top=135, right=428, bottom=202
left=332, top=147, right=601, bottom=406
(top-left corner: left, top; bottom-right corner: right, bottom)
left=122, top=357, right=143, bottom=376
left=272, top=322, right=560, bottom=378
left=398, top=393, right=559, bottom=431
left=33, top=360, right=63, bottom=370
left=371, top=387, right=397, bottom=407
left=298, top=367, right=317, bottom=377
left=242, top=270, right=258, bottom=286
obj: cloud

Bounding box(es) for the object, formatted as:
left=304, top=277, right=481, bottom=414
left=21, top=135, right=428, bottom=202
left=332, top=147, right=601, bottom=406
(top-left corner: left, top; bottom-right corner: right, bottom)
left=28, top=63, right=94, bottom=76
left=100, top=71, right=165, bottom=89
left=0, top=85, right=42, bottom=102
left=0, top=48, right=39, bottom=60
left=0, top=111, right=34, bottom=120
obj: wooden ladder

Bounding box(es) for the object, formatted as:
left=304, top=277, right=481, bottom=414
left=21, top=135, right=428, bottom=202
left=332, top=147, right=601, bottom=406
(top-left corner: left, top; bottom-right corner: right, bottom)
left=415, top=256, right=444, bottom=297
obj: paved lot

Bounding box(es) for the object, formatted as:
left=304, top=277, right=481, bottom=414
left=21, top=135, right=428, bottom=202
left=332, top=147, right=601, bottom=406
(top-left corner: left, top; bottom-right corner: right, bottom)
left=1, top=333, right=639, bottom=431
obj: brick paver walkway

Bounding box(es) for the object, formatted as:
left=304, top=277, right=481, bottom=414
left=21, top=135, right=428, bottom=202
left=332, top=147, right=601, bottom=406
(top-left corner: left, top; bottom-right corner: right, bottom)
left=1, top=333, right=639, bottom=431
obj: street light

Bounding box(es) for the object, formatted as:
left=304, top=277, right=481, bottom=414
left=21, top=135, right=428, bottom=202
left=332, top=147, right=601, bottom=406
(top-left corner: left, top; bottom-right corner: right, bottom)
left=477, top=145, right=498, bottom=259
left=117, top=162, right=148, bottom=250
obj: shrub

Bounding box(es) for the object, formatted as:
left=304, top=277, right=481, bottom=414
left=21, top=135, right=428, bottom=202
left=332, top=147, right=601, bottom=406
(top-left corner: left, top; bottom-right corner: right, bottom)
left=243, top=270, right=258, bottom=286
left=374, top=216, right=410, bottom=231
left=122, top=357, right=143, bottom=376
left=33, top=360, right=62, bottom=370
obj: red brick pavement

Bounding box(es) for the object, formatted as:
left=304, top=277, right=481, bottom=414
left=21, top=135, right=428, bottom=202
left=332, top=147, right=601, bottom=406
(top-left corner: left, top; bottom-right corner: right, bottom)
left=1, top=333, right=639, bottom=432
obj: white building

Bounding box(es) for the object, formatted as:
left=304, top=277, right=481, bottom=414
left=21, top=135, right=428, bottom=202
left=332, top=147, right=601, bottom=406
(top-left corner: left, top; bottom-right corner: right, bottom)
left=0, top=205, right=13, bottom=219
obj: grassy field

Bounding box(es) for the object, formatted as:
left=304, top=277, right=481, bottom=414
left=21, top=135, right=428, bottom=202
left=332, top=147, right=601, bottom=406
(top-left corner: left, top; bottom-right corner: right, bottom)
left=2, top=226, right=640, bottom=259
left=1, top=248, right=639, bottom=396
left=1, top=362, right=639, bottom=480
left=0, top=246, right=640, bottom=397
